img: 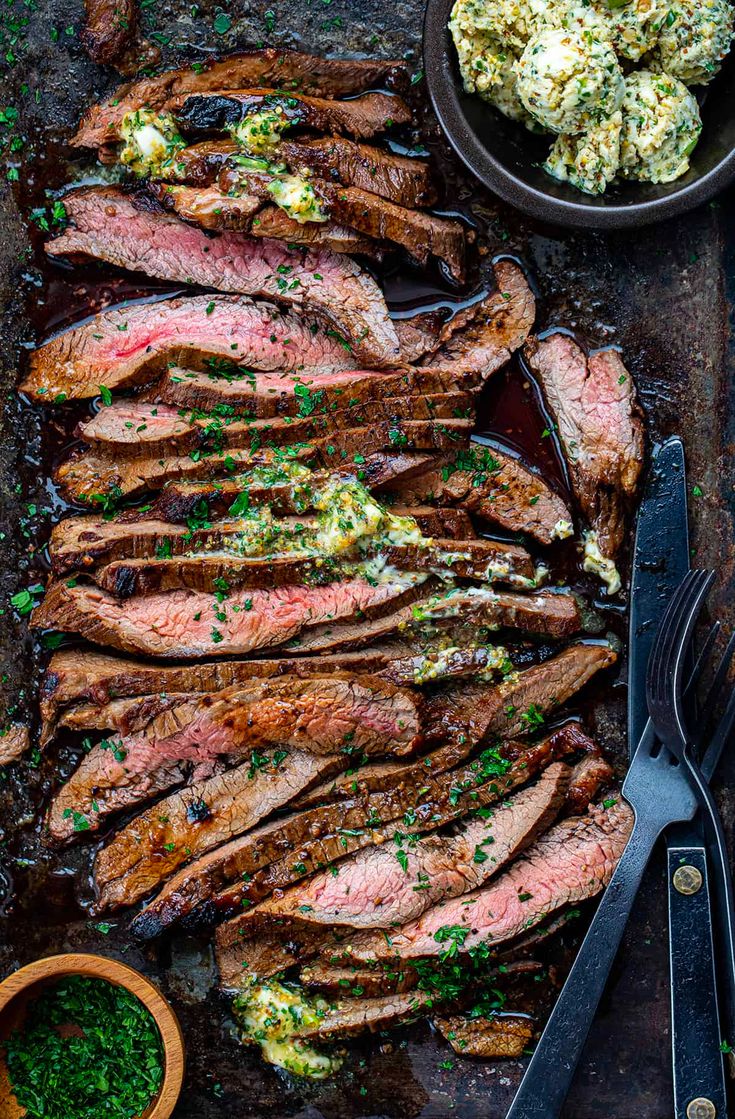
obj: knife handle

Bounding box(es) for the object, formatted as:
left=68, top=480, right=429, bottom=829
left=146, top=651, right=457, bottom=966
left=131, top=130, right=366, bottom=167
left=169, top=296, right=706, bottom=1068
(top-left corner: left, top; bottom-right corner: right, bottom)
left=667, top=839, right=728, bottom=1119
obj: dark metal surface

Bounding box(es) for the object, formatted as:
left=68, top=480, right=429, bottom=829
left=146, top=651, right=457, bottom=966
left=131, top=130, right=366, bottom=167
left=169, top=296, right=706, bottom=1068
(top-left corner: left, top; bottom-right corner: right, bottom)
left=1, top=3, right=735, bottom=1118
left=629, top=439, right=727, bottom=1119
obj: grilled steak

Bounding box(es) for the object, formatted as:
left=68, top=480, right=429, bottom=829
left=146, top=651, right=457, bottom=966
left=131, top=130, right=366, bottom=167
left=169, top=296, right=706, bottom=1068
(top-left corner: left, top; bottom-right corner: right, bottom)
left=524, top=333, right=644, bottom=561
left=155, top=184, right=382, bottom=257
left=94, top=538, right=534, bottom=597
left=81, top=0, right=137, bottom=67
left=175, top=89, right=412, bottom=139
left=0, top=724, right=29, bottom=767
left=425, top=641, right=616, bottom=743
left=32, top=573, right=427, bottom=658
left=421, top=260, right=536, bottom=376
left=149, top=363, right=482, bottom=418
left=279, top=138, right=436, bottom=208
left=134, top=726, right=587, bottom=935
left=288, top=586, right=582, bottom=655
left=22, top=295, right=355, bottom=403
left=566, top=752, right=614, bottom=813
left=299, top=962, right=420, bottom=999
left=72, top=50, right=408, bottom=149
left=39, top=641, right=491, bottom=743
left=92, top=749, right=348, bottom=907
left=220, top=167, right=467, bottom=281
left=45, top=188, right=400, bottom=367
left=55, top=419, right=473, bottom=501
left=295, top=991, right=431, bottom=1040
left=75, top=392, right=475, bottom=453
left=381, top=442, right=573, bottom=546
left=255, top=762, right=570, bottom=931
left=334, top=798, right=633, bottom=964
left=48, top=675, right=420, bottom=840
left=166, top=139, right=239, bottom=184
left=210, top=733, right=583, bottom=976
left=433, top=1014, right=533, bottom=1058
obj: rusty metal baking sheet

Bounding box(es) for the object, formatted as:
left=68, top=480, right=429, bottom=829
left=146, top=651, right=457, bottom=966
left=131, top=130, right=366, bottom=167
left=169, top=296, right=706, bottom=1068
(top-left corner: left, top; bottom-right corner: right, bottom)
left=1, top=1, right=734, bottom=1116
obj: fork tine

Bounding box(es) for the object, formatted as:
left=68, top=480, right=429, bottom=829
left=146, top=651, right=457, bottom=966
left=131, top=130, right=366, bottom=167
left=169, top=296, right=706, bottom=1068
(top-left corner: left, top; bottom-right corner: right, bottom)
left=648, top=570, right=700, bottom=700
left=686, top=621, right=721, bottom=704
left=699, top=629, right=735, bottom=716
left=668, top=572, right=714, bottom=700
left=701, top=683, right=735, bottom=783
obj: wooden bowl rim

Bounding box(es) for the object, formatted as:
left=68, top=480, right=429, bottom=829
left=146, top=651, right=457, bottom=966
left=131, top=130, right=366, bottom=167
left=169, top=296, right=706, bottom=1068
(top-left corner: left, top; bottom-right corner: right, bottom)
left=0, top=953, right=185, bottom=1119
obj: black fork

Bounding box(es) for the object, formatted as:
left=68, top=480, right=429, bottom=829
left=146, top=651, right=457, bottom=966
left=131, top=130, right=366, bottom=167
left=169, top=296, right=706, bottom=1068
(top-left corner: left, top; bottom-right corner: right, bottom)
left=505, top=579, right=735, bottom=1119
left=648, top=569, right=735, bottom=1069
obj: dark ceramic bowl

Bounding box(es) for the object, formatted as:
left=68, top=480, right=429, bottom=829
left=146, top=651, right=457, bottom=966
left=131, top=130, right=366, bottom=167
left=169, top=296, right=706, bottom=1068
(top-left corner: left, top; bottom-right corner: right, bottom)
left=423, top=0, right=735, bottom=228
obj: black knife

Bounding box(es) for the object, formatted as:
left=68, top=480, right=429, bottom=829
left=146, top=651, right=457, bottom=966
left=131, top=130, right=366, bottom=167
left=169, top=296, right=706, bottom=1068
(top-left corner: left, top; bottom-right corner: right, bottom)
left=628, top=436, right=727, bottom=1119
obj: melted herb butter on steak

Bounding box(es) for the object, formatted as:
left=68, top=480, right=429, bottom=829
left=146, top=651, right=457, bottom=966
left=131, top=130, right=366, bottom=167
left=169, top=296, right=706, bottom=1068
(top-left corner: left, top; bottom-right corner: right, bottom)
left=233, top=979, right=340, bottom=1079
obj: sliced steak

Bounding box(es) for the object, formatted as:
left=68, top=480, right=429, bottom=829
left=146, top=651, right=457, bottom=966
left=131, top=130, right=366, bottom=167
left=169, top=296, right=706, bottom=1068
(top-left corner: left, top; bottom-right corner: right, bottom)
left=149, top=363, right=481, bottom=418
left=32, top=573, right=427, bottom=658
left=256, top=762, right=570, bottom=930
left=299, top=963, right=419, bottom=999
left=381, top=442, right=573, bottom=546
left=209, top=730, right=584, bottom=970
left=422, top=260, right=536, bottom=376
left=175, top=89, right=412, bottom=139
left=93, top=750, right=348, bottom=908
left=22, top=295, right=355, bottom=403
left=48, top=676, right=419, bottom=840
left=39, top=639, right=482, bottom=744
left=156, top=184, right=381, bottom=257
left=167, top=139, right=239, bottom=184
left=424, top=641, right=616, bottom=744
left=93, top=539, right=535, bottom=598
left=279, top=138, right=436, bottom=208
left=220, top=167, right=466, bottom=281
left=55, top=419, right=472, bottom=502
left=295, top=991, right=430, bottom=1041
left=288, top=586, right=582, bottom=655
left=0, top=725, right=30, bottom=767
left=73, top=50, right=408, bottom=148
left=81, top=0, right=136, bottom=67
left=335, top=798, right=633, bottom=964
left=45, top=188, right=400, bottom=367
left=76, top=391, right=475, bottom=452
left=134, top=726, right=585, bottom=934
left=524, top=333, right=644, bottom=560
left=566, top=752, right=614, bottom=813
left=433, top=1014, right=533, bottom=1058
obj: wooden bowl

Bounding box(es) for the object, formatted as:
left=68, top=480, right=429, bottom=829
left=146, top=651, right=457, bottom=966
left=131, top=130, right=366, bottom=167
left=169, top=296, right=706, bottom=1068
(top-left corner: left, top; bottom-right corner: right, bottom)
left=0, top=954, right=185, bottom=1119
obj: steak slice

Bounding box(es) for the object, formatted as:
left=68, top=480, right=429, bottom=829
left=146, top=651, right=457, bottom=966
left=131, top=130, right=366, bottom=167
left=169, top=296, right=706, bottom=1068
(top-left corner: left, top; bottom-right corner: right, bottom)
left=524, top=333, right=644, bottom=564
left=212, top=732, right=584, bottom=980
left=425, top=641, right=617, bottom=743
left=381, top=442, right=573, bottom=546
left=73, top=50, right=408, bottom=148
left=255, top=762, right=570, bottom=930
left=422, top=260, right=536, bottom=376
left=76, top=391, right=475, bottom=452
left=135, top=727, right=586, bottom=935
left=295, top=991, right=431, bottom=1041
left=220, top=167, right=466, bottom=281
left=287, top=586, right=582, bottom=655
left=175, top=89, right=412, bottom=139
left=32, top=573, right=427, bottom=658
left=567, top=752, right=615, bottom=813
left=335, top=798, right=633, bottom=965
left=45, top=188, right=400, bottom=367
left=39, top=639, right=486, bottom=744
left=156, top=185, right=381, bottom=257
left=0, top=725, right=30, bottom=767
left=55, top=419, right=472, bottom=501
left=92, top=749, right=348, bottom=906
left=22, top=294, right=355, bottom=403
left=279, top=138, right=436, bottom=208
left=433, top=1014, right=533, bottom=1058
left=81, top=0, right=136, bottom=67
left=48, top=675, right=420, bottom=840
left=149, top=363, right=482, bottom=417
left=166, top=139, right=239, bottom=185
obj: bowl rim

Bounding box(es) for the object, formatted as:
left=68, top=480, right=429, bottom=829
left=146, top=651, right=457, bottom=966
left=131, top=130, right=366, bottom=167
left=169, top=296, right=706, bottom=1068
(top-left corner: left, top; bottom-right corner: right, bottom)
left=0, top=953, right=185, bottom=1119
left=423, top=0, right=735, bottom=229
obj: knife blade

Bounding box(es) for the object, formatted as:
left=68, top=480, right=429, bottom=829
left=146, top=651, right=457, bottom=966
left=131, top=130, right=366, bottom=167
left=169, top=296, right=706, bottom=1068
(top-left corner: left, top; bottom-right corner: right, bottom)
left=628, top=436, right=726, bottom=1119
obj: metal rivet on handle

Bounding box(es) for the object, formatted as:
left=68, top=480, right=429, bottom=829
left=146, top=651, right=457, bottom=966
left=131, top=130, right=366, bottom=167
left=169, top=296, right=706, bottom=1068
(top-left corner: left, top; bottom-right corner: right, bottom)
left=673, top=865, right=703, bottom=895
left=686, top=1098, right=716, bottom=1119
